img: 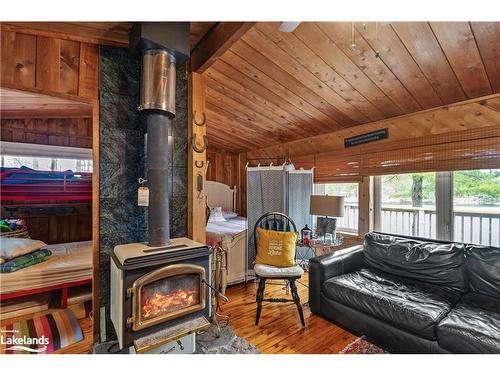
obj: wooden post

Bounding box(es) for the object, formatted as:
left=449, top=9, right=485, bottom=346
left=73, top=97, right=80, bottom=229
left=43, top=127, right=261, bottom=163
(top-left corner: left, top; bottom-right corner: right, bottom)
left=358, top=176, right=374, bottom=238
left=188, top=72, right=207, bottom=243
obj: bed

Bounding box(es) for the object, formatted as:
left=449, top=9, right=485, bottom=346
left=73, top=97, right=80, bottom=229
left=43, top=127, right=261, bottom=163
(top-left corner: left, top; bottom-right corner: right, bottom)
left=206, top=181, right=247, bottom=291
left=0, top=241, right=93, bottom=308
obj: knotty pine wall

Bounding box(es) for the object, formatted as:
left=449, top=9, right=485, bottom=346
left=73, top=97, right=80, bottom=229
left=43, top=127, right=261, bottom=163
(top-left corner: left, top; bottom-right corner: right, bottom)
left=1, top=30, right=98, bottom=245
left=1, top=118, right=92, bottom=148
left=1, top=30, right=99, bottom=99
left=207, top=149, right=247, bottom=216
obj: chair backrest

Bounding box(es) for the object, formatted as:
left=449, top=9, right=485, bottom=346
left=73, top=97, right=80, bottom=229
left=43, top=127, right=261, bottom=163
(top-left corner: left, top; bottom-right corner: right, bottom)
left=253, top=212, right=298, bottom=260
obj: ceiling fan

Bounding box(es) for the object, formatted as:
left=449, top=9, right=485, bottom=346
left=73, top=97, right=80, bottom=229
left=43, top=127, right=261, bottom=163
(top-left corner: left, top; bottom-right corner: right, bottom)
left=278, top=22, right=301, bottom=32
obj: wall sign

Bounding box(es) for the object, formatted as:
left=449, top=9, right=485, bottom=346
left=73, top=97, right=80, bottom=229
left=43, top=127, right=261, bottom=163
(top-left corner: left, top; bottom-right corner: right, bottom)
left=344, top=128, right=389, bottom=148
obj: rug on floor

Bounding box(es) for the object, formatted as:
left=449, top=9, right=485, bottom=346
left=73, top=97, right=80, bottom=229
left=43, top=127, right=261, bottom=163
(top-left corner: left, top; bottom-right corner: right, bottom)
left=339, top=336, right=388, bottom=354
left=195, top=324, right=260, bottom=354
left=93, top=324, right=260, bottom=354
left=1, top=308, right=83, bottom=354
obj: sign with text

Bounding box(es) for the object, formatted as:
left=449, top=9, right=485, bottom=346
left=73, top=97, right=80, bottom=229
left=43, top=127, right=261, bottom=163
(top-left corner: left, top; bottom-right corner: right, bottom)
left=344, top=128, right=388, bottom=148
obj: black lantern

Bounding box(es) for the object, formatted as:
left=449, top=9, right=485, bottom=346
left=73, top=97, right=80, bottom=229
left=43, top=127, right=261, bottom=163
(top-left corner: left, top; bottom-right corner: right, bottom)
left=301, top=224, right=312, bottom=246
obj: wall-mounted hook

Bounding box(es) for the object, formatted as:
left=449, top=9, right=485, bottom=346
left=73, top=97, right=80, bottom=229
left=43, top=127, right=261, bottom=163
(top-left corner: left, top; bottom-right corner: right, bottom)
left=191, top=134, right=208, bottom=153
left=195, top=160, right=205, bottom=168
left=193, top=110, right=206, bottom=127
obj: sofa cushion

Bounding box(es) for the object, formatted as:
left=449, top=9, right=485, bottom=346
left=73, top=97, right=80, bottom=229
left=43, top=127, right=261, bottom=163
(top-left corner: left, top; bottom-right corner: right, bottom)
left=323, top=268, right=461, bottom=340
left=437, top=293, right=500, bottom=353
left=364, top=232, right=467, bottom=292
left=465, top=244, right=500, bottom=299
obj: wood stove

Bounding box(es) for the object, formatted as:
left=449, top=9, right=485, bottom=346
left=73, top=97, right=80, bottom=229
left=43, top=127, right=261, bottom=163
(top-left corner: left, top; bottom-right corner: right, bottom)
left=110, top=238, right=211, bottom=350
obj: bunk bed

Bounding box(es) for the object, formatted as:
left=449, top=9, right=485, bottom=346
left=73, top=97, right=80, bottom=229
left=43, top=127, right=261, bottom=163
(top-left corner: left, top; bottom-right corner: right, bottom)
left=0, top=167, right=93, bottom=308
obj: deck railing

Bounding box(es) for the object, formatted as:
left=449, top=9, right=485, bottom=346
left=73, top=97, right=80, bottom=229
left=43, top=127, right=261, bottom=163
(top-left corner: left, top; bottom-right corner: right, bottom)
left=338, top=203, right=500, bottom=247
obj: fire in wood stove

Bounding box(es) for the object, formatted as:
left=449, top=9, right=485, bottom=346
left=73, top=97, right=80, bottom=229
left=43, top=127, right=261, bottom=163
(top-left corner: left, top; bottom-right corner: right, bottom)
left=141, top=274, right=200, bottom=321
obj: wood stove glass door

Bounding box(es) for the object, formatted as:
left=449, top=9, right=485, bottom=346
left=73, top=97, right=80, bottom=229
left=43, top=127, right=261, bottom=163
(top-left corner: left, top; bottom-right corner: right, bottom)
left=129, top=264, right=205, bottom=331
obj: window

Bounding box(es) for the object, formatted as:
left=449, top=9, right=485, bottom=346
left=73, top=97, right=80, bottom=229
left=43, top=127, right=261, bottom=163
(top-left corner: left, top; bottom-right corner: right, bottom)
left=1, top=156, right=93, bottom=172
left=0, top=142, right=93, bottom=172
left=374, top=169, right=500, bottom=246
left=376, top=173, right=436, bottom=239
left=453, top=169, right=500, bottom=246
left=314, top=182, right=358, bottom=233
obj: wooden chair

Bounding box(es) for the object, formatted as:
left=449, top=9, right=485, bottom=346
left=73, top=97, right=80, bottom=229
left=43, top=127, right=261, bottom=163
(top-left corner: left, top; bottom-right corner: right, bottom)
left=253, top=212, right=305, bottom=327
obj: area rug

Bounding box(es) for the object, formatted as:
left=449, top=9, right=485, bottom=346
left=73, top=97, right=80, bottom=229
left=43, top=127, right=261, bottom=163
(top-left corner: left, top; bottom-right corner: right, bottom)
left=339, top=336, right=388, bottom=354
left=1, top=308, right=83, bottom=354
left=195, top=324, right=260, bottom=354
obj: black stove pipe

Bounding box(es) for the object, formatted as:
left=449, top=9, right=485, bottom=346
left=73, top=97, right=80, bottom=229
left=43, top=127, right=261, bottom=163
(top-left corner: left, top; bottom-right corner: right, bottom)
left=131, top=23, right=189, bottom=247
left=145, top=112, right=172, bottom=247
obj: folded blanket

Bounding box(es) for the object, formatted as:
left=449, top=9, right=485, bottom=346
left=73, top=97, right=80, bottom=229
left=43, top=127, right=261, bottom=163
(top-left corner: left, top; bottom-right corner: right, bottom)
left=0, top=249, right=52, bottom=273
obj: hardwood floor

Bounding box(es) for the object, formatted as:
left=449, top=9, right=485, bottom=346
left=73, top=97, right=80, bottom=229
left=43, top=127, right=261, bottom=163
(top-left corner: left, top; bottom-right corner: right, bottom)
left=221, top=272, right=357, bottom=353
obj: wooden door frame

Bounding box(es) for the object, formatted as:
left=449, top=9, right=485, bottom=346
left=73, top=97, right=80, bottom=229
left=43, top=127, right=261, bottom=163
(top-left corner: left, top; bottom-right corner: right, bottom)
left=0, top=82, right=101, bottom=344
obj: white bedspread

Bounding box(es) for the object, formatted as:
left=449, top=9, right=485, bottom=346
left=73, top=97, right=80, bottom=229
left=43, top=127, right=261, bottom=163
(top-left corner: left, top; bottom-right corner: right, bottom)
left=206, top=216, right=247, bottom=246
left=0, top=241, right=93, bottom=295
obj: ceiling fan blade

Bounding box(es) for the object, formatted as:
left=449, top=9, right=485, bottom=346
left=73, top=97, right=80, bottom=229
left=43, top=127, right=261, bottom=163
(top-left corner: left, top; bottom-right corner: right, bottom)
left=278, top=22, right=301, bottom=33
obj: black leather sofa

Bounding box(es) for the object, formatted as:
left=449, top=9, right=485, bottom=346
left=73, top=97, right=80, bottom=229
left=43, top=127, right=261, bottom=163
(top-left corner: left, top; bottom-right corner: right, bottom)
left=309, top=232, right=500, bottom=353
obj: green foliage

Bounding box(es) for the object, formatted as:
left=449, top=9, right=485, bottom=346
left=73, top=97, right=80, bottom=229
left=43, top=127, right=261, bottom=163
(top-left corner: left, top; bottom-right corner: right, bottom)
left=383, top=170, right=500, bottom=205
left=454, top=170, right=500, bottom=204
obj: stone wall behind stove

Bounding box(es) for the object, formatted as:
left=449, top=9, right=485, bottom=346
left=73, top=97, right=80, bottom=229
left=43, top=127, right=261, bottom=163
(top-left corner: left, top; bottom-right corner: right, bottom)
left=99, top=46, right=188, bottom=340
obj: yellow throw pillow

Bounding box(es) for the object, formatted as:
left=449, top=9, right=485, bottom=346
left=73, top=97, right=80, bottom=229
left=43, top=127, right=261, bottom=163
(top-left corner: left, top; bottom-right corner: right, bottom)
left=255, top=227, right=298, bottom=267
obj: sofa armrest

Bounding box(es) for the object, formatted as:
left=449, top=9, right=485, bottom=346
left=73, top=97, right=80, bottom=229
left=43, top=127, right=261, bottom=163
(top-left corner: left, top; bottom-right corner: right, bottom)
left=308, top=245, right=364, bottom=315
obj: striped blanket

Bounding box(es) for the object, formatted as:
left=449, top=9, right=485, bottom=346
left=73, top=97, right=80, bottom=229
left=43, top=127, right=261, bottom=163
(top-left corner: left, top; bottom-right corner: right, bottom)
left=0, top=249, right=52, bottom=273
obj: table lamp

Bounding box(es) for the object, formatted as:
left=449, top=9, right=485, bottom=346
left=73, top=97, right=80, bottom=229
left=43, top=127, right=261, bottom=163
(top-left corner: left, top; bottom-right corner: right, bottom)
left=310, top=195, right=345, bottom=241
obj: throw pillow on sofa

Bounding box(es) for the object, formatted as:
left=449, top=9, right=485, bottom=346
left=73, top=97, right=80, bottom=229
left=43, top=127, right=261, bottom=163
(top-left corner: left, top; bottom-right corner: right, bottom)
left=364, top=232, right=467, bottom=292
left=255, top=227, right=297, bottom=267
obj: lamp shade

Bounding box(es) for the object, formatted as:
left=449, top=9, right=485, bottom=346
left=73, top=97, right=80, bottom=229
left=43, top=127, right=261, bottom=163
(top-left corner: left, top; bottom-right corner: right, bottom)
left=310, top=195, right=345, bottom=217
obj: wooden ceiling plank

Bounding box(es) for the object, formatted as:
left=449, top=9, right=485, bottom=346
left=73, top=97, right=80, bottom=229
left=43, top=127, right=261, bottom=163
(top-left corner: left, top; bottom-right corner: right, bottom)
left=220, top=49, right=339, bottom=133
left=206, top=87, right=300, bottom=143
left=470, top=22, right=500, bottom=93
left=206, top=122, right=260, bottom=151
left=206, top=108, right=272, bottom=145
left=391, top=22, right=467, bottom=104
left=247, top=93, right=500, bottom=159
left=317, top=22, right=421, bottom=113
left=241, top=27, right=369, bottom=125
left=206, top=67, right=317, bottom=137
left=257, top=22, right=385, bottom=122
left=293, top=23, right=402, bottom=118
left=211, top=59, right=331, bottom=135
left=206, top=103, right=280, bottom=144
left=357, top=22, right=442, bottom=109
left=191, top=22, right=256, bottom=73
left=430, top=22, right=492, bottom=98
left=231, top=39, right=354, bottom=128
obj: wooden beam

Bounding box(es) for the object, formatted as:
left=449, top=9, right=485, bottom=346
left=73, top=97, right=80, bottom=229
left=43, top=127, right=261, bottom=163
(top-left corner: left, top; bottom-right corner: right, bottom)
left=188, top=72, right=207, bottom=243
left=190, top=22, right=255, bottom=73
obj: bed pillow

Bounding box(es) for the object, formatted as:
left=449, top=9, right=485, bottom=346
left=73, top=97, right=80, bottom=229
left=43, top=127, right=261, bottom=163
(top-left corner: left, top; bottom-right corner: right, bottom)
left=208, top=207, right=227, bottom=223
left=255, top=228, right=297, bottom=267
left=0, top=238, right=47, bottom=261
left=223, top=210, right=238, bottom=220
left=0, top=248, right=52, bottom=273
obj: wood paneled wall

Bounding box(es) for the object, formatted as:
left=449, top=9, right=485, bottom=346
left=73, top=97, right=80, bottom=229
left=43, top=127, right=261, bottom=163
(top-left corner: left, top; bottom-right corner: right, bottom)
left=207, top=149, right=239, bottom=188
left=1, top=118, right=92, bottom=148
left=207, top=149, right=248, bottom=215
left=1, top=29, right=99, bottom=99
left=1, top=203, right=92, bottom=244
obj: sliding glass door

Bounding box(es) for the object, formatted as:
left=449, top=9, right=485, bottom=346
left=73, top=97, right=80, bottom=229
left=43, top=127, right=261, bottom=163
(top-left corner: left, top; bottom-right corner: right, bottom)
left=374, top=169, right=500, bottom=246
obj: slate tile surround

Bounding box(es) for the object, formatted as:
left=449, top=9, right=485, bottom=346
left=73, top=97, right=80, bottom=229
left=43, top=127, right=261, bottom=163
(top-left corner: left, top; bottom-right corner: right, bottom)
left=99, top=46, right=188, bottom=340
